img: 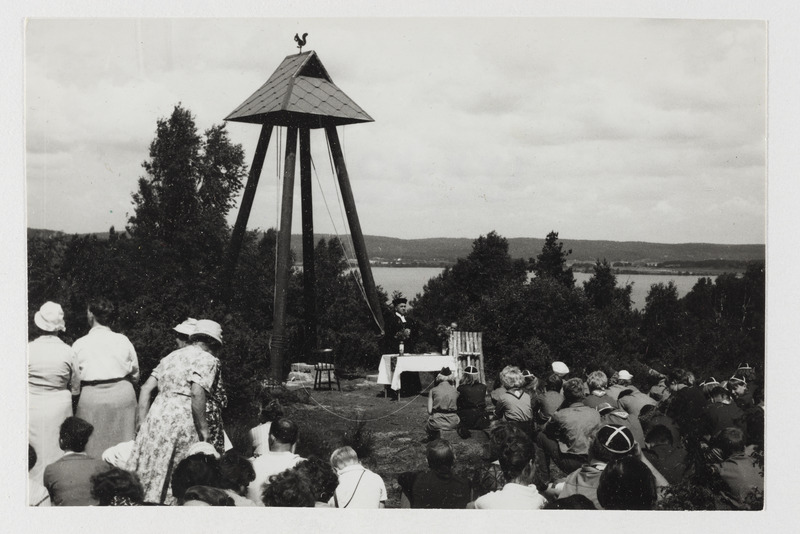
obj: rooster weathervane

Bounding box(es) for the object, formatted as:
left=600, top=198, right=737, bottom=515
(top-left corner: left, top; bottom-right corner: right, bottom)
left=294, top=33, right=308, bottom=53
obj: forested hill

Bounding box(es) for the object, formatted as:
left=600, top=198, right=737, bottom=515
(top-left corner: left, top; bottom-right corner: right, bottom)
left=29, top=228, right=763, bottom=266
left=294, top=234, right=764, bottom=265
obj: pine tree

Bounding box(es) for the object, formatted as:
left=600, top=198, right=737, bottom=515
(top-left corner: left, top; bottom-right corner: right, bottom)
left=583, top=258, right=632, bottom=310
left=529, top=231, right=575, bottom=288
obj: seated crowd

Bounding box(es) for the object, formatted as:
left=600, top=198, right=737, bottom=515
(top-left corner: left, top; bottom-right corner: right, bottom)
left=30, top=359, right=763, bottom=509
left=31, top=412, right=386, bottom=508
left=396, top=360, right=763, bottom=510
left=27, top=299, right=762, bottom=509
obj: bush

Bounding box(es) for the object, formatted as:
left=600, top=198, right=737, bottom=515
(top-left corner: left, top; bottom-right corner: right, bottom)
left=294, top=421, right=337, bottom=461
left=341, top=420, right=375, bottom=462
left=657, top=477, right=723, bottom=511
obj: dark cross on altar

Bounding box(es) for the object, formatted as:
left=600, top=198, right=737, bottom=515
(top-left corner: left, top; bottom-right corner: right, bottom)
left=222, top=49, right=385, bottom=381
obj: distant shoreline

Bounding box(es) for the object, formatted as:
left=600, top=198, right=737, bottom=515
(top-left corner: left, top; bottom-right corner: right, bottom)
left=335, top=262, right=751, bottom=277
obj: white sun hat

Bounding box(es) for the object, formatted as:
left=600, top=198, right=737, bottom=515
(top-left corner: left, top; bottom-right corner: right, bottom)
left=34, top=301, right=66, bottom=332
left=191, top=319, right=223, bottom=344
left=173, top=317, right=198, bottom=336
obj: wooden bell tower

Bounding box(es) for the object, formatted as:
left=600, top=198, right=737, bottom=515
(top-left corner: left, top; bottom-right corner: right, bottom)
left=223, top=50, right=385, bottom=381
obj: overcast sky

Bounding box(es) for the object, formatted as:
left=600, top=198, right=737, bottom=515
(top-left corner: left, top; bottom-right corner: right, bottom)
left=26, top=18, right=766, bottom=244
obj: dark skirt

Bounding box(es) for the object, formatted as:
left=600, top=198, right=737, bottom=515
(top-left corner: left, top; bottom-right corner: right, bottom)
left=457, top=407, right=490, bottom=430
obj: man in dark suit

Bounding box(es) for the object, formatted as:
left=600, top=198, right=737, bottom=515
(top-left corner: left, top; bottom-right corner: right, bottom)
left=44, top=416, right=110, bottom=506
left=383, top=297, right=421, bottom=395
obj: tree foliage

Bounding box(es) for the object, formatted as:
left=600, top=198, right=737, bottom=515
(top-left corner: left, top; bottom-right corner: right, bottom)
left=127, top=104, right=246, bottom=248
left=529, top=230, right=575, bottom=288
left=583, top=258, right=632, bottom=311
left=639, top=263, right=765, bottom=379
left=411, top=231, right=527, bottom=347
left=312, top=237, right=386, bottom=371
left=413, top=232, right=643, bottom=377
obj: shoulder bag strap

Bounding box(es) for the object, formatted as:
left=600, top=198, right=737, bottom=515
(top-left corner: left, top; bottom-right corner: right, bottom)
left=341, top=470, right=367, bottom=509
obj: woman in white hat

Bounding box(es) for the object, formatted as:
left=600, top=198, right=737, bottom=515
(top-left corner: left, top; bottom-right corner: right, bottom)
left=126, top=319, right=223, bottom=504
left=174, top=317, right=228, bottom=453
left=28, top=301, right=80, bottom=485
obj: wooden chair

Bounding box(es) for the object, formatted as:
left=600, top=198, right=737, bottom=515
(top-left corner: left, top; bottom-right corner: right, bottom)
left=449, top=331, right=485, bottom=385
left=313, top=348, right=341, bottom=391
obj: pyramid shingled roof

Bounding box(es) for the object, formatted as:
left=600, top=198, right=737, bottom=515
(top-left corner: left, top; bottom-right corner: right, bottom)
left=225, top=51, right=373, bottom=129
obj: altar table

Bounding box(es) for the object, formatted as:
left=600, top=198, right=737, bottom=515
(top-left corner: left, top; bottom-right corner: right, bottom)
left=376, top=353, right=459, bottom=391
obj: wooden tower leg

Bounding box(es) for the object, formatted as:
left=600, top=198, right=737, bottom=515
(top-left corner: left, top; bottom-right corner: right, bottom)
left=222, top=124, right=273, bottom=300
left=299, top=127, right=317, bottom=358
left=325, top=126, right=386, bottom=334
left=270, top=127, right=298, bottom=382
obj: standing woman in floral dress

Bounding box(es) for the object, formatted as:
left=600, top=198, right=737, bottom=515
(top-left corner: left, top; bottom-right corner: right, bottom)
left=126, top=319, right=223, bottom=504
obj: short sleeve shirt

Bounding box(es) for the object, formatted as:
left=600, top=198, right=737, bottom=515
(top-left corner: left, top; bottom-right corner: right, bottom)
left=151, top=345, right=218, bottom=396
left=72, top=325, right=139, bottom=383
left=329, top=465, right=387, bottom=508
left=246, top=452, right=304, bottom=505
left=474, top=482, right=547, bottom=510
left=495, top=390, right=533, bottom=422
left=28, top=335, right=80, bottom=395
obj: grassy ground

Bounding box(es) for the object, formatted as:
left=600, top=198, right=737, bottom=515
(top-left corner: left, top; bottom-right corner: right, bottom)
left=278, top=374, right=490, bottom=508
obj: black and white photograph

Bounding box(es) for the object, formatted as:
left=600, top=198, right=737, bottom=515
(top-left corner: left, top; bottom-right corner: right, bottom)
left=6, top=1, right=799, bottom=530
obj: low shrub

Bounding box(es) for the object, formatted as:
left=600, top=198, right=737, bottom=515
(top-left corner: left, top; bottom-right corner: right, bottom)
left=341, top=420, right=375, bottom=462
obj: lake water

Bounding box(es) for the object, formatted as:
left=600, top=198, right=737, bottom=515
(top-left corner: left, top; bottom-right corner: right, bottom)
left=366, top=267, right=716, bottom=310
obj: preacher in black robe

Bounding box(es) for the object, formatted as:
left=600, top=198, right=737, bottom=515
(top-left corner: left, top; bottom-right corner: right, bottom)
left=382, top=297, right=422, bottom=395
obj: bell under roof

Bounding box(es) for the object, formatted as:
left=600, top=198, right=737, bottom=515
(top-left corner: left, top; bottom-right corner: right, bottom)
left=225, top=51, right=373, bottom=129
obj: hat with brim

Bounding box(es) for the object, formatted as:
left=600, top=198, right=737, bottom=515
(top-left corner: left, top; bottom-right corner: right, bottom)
left=34, top=301, right=66, bottom=332
left=464, top=366, right=479, bottom=375
left=552, top=361, right=570, bottom=375
left=392, top=297, right=407, bottom=307
left=190, top=319, right=223, bottom=344
left=173, top=318, right=198, bottom=336
left=618, top=370, right=633, bottom=381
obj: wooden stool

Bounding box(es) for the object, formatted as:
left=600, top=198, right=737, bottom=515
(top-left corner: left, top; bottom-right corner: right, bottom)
left=313, top=349, right=340, bottom=391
